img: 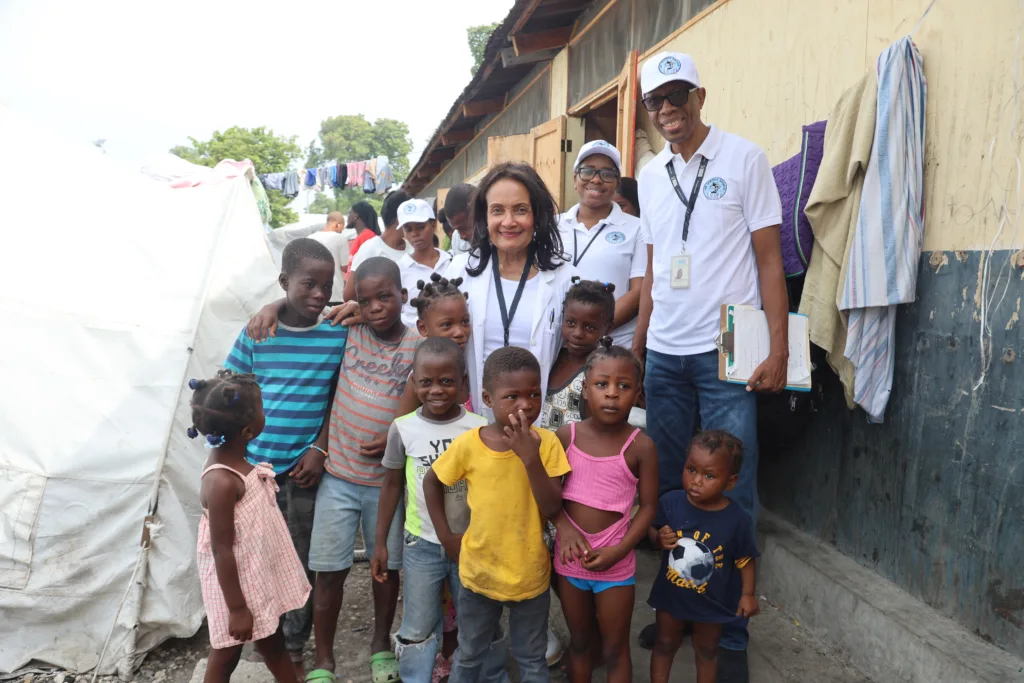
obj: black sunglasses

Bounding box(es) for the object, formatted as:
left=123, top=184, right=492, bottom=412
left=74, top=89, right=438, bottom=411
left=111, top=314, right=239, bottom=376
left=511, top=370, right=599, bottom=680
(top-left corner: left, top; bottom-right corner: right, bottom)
left=642, top=86, right=699, bottom=113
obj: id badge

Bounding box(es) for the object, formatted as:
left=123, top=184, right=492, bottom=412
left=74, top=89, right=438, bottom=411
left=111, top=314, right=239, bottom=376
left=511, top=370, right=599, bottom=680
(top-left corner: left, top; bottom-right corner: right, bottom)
left=670, top=253, right=691, bottom=289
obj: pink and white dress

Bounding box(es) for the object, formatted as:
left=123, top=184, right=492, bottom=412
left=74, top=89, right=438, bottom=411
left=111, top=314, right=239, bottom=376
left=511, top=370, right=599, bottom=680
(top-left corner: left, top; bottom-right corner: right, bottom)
left=197, top=463, right=311, bottom=649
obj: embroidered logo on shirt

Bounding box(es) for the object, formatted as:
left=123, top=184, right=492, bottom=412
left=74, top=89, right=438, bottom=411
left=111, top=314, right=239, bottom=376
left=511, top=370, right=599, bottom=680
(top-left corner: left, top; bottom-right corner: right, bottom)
left=605, top=231, right=626, bottom=244
left=703, top=177, right=728, bottom=200
left=658, top=56, right=682, bottom=75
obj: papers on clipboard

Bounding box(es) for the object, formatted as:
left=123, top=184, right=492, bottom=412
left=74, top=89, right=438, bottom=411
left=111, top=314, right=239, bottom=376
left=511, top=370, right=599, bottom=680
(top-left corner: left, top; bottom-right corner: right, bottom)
left=715, top=304, right=812, bottom=392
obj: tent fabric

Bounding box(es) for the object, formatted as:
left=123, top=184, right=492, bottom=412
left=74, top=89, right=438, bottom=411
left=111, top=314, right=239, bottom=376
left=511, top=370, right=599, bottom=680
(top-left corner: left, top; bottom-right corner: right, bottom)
left=0, top=107, right=281, bottom=674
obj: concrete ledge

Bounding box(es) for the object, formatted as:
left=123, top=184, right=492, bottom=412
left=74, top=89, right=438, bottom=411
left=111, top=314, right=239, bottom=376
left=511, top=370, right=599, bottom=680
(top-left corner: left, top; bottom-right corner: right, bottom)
left=758, top=511, right=1024, bottom=683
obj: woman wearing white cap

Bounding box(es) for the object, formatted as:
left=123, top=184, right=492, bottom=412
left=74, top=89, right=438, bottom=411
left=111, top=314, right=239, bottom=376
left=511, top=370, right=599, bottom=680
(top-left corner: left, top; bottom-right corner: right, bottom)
left=558, top=140, right=646, bottom=348
left=395, top=198, right=452, bottom=326
left=342, top=190, right=414, bottom=301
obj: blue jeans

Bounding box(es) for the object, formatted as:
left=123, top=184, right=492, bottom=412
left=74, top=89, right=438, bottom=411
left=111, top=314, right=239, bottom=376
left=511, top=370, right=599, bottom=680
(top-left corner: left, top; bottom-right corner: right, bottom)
left=644, top=349, right=758, bottom=651
left=397, top=535, right=508, bottom=683
left=451, top=587, right=550, bottom=683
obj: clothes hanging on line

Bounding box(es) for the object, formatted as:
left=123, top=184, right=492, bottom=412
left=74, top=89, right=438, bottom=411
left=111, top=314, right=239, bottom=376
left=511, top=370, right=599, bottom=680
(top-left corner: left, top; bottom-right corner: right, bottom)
left=375, top=155, right=394, bottom=194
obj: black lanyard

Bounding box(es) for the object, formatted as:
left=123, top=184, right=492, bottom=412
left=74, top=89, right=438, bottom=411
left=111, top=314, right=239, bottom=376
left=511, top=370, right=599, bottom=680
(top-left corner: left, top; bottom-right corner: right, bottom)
left=491, top=248, right=533, bottom=347
left=666, top=156, right=708, bottom=249
left=572, top=222, right=609, bottom=266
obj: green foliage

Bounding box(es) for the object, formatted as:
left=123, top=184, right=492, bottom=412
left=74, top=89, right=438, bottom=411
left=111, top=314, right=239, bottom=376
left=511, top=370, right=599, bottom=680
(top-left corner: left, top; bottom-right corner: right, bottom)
left=307, top=188, right=383, bottom=216
left=171, top=126, right=302, bottom=175
left=170, top=126, right=303, bottom=228
left=468, top=22, right=499, bottom=76
left=267, top=190, right=297, bottom=228
left=306, top=115, right=413, bottom=183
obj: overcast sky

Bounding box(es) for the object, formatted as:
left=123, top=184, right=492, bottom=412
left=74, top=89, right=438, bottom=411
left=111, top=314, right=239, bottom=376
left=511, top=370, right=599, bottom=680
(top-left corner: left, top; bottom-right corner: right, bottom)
left=0, top=0, right=512, bottom=167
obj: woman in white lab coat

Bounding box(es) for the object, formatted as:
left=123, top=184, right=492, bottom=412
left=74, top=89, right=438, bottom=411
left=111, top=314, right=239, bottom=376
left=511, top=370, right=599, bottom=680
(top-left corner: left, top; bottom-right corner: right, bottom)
left=444, top=161, right=578, bottom=423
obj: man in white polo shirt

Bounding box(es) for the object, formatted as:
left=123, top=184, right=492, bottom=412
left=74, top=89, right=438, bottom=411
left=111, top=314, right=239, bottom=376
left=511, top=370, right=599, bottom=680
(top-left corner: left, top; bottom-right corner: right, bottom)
left=633, top=52, right=788, bottom=680
left=558, top=140, right=646, bottom=348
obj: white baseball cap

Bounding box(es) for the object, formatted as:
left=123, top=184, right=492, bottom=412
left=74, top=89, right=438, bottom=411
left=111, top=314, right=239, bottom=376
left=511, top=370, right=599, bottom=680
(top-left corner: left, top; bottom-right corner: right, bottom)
left=573, top=140, right=622, bottom=174
left=641, top=52, right=701, bottom=97
left=397, top=198, right=435, bottom=227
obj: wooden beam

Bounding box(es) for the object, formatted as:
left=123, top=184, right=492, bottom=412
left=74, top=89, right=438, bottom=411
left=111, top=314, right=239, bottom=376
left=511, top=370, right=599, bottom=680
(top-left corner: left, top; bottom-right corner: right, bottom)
left=441, top=128, right=476, bottom=145
left=500, top=46, right=561, bottom=68
left=427, top=147, right=457, bottom=163
left=512, top=26, right=573, bottom=56
left=508, top=0, right=544, bottom=36
left=416, top=163, right=441, bottom=178
left=462, top=96, right=506, bottom=118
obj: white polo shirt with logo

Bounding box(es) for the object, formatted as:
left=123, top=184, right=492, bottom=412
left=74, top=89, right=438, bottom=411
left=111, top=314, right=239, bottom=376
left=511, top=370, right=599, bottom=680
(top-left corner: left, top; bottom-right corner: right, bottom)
left=558, top=202, right=646, bottom=348
left=638, top=125, right=782, bottom=356
left=398, top=249, right=453, bottom=327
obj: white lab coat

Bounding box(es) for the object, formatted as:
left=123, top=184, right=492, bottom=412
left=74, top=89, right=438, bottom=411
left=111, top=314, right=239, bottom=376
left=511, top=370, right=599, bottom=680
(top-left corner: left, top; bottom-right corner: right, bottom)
left=445, top=252, right=579, bottom=424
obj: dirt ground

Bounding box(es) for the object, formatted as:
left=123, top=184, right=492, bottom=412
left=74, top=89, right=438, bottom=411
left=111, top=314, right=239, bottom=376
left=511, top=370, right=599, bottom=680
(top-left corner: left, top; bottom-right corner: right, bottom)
left=95, top=550, right=871, bottom=683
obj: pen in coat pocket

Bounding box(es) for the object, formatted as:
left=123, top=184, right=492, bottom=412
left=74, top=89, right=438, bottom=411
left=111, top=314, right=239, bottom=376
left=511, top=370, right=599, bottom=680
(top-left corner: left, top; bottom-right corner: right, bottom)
left=549, top=310, right=554, bottom=328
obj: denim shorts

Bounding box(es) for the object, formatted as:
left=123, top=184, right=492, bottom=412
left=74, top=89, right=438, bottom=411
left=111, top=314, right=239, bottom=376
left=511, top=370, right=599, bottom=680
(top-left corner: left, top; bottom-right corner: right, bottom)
left=564, top=575, right=636, bottom=594
left=308, top=473, right=404, bottom=572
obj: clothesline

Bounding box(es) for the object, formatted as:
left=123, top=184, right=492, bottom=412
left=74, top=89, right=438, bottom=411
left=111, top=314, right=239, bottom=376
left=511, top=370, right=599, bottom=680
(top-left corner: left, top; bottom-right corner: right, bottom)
left=258, top=154, right=395, bottom=199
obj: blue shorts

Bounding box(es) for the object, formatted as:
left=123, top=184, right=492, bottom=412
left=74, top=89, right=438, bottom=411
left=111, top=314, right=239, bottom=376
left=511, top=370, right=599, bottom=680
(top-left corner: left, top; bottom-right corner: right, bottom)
left=563, top=575, right=636, bottom=593
left=308, top=473, right=403, bottom=572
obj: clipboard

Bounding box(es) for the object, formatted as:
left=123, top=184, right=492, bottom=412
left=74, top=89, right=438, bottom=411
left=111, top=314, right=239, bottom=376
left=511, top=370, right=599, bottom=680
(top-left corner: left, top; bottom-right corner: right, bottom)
left=715, top=304, right=812, bottom=392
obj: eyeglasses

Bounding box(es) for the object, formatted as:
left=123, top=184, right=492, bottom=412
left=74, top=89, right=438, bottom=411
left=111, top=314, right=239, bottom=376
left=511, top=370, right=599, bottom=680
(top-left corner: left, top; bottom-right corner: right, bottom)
left=576, top=167, right=619, bottom=183
left=642, top=87, right=699, bottom=112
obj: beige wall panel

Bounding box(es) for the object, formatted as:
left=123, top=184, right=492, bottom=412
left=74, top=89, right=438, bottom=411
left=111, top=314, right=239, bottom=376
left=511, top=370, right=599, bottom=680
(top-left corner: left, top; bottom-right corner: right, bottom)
left=636, top=0, right=1024, bottom=251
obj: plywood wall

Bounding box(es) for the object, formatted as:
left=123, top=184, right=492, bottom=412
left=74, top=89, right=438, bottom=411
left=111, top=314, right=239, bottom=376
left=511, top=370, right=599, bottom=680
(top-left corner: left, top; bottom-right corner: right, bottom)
left=637, top=0, right=1024, bottom=252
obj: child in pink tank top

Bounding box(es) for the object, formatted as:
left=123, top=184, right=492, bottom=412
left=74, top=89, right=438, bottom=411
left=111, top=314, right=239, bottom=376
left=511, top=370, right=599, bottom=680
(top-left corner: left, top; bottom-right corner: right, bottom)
left=552, top=339, right=659, bottom=683
left=189, top=370, right=311, bottom=683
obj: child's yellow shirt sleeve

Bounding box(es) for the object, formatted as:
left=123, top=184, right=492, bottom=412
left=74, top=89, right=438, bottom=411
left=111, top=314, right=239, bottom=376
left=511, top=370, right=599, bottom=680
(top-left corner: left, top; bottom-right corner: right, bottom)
left=536, top=428, right=571, bottom=478
left=431, top=433, right=468, bottom=487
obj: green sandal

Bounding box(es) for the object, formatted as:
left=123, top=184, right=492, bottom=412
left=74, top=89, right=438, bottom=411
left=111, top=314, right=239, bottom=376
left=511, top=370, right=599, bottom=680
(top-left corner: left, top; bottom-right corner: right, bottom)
left=369, top=651, right=400, bottom=683
left=304, top=669, right=336, bottom=683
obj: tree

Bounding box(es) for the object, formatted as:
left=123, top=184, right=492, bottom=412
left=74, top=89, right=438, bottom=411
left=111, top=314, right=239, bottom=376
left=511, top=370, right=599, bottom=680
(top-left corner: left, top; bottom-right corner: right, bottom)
left=307, top=191, right=382, bottom=217
left=468, top=23, right=499, bottom=76
left=170, top=126, right=303, bottom=228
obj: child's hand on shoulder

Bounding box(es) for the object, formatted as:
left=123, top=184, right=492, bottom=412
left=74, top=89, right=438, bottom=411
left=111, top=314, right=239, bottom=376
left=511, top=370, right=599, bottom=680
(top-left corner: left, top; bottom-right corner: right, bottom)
left=228, top=606, right=254, bottom=642
left=657, top=525, right=678, bottom=550
left=502, top=410, right=541, bottom=464
left=737, top=595, right=760, bottom=618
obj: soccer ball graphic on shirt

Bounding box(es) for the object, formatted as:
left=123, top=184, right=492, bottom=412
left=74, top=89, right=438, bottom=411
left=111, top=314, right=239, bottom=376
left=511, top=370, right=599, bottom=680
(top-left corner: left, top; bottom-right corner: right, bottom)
left=668, top=537, right=716, bottom=586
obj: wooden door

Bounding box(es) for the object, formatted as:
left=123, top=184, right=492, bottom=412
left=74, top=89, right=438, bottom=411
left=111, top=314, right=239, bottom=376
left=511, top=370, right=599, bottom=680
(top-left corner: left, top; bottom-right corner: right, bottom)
left=616, top=50, right=639, bottom=177
left=487, top=133, right=534, bottom=167
left=530, top=117, right=567, bottom=208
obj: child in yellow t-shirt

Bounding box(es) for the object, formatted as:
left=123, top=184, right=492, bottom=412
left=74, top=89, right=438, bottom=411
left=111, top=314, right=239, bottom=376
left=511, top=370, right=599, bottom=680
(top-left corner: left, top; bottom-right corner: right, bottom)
left=424, top=345, right=571, bottom=683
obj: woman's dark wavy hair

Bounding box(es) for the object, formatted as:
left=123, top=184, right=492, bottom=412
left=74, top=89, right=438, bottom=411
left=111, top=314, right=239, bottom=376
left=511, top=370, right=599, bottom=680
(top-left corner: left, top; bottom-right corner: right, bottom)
left=351, top=201, right=380, bottom=236
left=466, top=162, right=565, bottom=277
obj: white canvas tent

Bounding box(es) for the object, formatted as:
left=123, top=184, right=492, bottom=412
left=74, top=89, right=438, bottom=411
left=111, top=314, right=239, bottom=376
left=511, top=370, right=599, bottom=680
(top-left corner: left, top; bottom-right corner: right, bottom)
left=0, top=107, right=282, bottom=675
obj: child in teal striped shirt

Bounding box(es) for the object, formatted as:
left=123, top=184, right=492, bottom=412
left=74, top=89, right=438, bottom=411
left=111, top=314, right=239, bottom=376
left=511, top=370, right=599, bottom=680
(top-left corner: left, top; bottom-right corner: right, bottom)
left=223, top=237, right=348, bottom=679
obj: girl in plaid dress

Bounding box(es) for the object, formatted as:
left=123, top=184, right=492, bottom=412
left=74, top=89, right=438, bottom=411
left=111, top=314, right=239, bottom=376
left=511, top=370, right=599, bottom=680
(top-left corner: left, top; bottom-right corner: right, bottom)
left=189, top=371, right=312, bottom=683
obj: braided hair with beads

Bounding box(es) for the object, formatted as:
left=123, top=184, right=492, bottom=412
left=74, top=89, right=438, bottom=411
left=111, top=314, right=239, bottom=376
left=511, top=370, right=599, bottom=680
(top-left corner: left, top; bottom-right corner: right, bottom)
left=409, top=272, right=468, bottom=318
left=185, top=369, right=261, bottom=448
left=583, top=335, right=643, bottom=383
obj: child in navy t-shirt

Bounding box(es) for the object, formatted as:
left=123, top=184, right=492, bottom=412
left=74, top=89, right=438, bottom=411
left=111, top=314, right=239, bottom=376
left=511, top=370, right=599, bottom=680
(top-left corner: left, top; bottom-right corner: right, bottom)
left=647, top=430, right=760, bottom=683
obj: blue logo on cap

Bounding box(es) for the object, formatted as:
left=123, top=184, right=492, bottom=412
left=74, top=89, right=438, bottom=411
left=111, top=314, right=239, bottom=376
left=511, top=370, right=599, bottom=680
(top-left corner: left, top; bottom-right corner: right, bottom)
left=659, top=56, right=682, bottom=75
left=404, top=204, right=417, bottom=214
left=703, top=177, right=727, bottom=200
left=606, top=231, right=626, bottom=244
left=591, top=140, right=610, bottom=148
